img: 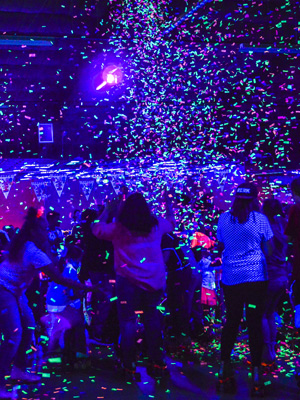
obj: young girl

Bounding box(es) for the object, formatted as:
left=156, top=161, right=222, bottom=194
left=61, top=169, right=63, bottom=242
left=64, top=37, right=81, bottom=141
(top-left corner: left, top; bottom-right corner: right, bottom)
left=44, top=244, right=88, bottom=366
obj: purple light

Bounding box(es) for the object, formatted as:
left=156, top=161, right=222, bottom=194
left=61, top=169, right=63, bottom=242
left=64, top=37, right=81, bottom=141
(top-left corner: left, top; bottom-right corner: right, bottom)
left=95, top=65, right=123, bottom=91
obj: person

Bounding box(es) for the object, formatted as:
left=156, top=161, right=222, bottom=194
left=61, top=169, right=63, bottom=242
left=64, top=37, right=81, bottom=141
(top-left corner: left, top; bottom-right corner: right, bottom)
left=70, top=209, right=82, bottom=238
left=0, top=229, right=10, bottom=263
left=46, top=210, right=64, bottom=263
left=261, top=199, right=289, bottom=366
left=285, top=178, right=300, bottom=326
left=284, top=178, right=300, bottom=386
left=92, top=191, right=175, bottom=380
left=0, top=208, right=99, bottom=400
left=71, top=209, right=81, bottom=227
left=197, top=248, right=222, bottom=337
left=77, top=208, right=116, bottom=345
left=44, top=244, right=89, bottom=367
left=161, top=231, right=198, bottom=357
left=216, top=182, right=273, bottom=395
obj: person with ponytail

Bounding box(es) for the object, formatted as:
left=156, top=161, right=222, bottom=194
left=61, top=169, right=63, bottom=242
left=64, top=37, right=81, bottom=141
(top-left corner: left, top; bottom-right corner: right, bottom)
left=216, top=182, right=273, bottom=395
left=0, top=208, right=99, bottom=399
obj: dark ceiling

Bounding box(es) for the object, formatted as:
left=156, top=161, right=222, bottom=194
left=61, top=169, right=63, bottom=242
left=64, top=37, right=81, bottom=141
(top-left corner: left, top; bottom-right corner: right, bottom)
left=0, top=0, right=299, bottom=170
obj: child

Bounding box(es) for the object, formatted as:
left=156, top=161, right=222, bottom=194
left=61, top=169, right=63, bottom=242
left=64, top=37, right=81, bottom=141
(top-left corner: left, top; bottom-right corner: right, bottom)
left=285, top=178, right=300, bottom=326
left=198, top=249, right=219, bottom=335
left=43, top=244, right=88, bottom=366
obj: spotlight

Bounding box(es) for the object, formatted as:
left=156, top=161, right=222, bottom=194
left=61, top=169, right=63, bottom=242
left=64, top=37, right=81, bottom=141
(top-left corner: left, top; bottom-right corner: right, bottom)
left=106, top=73, right=117, bottom=84
left=96, top=64, right=123, bottom=91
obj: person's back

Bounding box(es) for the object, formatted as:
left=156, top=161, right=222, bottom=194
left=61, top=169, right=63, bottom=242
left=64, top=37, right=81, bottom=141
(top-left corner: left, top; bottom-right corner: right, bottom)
left=47, top=210, right=64, bottom=262
left=92, top=191, right=175, bottom=379
left=216, top=182, right=273, bottom=394
left=79, top=221, right=114, bottom=279
left=217, top=210, right=271, bottom=285
left=94, top=213, right=174, bottom=292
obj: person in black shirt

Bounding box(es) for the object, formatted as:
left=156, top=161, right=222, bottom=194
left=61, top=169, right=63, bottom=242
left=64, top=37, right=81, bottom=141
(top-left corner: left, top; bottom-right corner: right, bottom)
left=76, top=208, right=117, bottom=344
left=161, top=232, right=200, bottom=354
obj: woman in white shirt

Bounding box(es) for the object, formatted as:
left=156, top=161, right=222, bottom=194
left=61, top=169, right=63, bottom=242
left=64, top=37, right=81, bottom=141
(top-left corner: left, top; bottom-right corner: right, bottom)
left=92, top=192, right=175, bottom=380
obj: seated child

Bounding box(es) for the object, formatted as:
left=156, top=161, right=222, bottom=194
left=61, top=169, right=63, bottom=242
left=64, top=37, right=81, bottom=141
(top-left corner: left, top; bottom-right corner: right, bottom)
left=42, top=244, right=88, bottom=365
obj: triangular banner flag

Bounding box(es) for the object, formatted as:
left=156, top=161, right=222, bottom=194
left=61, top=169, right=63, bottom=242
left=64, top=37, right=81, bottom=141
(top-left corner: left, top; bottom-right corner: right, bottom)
left=109, top=172, right=125, bottom=195
left=218, top=169, right=229, bottom=193
left=51, top=175, right=68, bottom=198
left=92, top=174, right=103, bottom=185
left=0, top=174, right=15, bottom=199
left=31, top=180, right=51, bottom=202
left=79, top=180, right=94, bottom=201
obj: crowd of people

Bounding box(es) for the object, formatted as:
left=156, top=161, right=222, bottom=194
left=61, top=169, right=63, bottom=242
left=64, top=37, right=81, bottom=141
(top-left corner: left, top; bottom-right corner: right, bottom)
left=0, top=177, right=300, bottom=398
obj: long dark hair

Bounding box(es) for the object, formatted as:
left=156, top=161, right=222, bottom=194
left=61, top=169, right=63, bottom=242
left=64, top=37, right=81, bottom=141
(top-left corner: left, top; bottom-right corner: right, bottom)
left=8, top=207, right=45, bottom=262
left=262, top=198, right=283, bottom=221
left=291, top=177, right=300, bottom=197
left=117, top=192, right=158, bottom=235
left=230, top=183, right=260, bottom=224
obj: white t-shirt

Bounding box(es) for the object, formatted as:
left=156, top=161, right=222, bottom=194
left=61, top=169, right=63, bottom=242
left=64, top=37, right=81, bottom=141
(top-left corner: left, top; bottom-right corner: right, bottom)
left=0, top=241, right=51, bottom=297
left=93, top=217, right=173, bottom=291
left=217, top=211, right=273, bottom=285
left=198, top=256, right=216, bottom=290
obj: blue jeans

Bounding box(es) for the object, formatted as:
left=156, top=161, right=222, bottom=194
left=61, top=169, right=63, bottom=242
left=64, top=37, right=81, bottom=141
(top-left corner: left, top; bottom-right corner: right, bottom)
left=116, top=276, right=164, bottom=369
left=0, top=286, right=35, bottom=385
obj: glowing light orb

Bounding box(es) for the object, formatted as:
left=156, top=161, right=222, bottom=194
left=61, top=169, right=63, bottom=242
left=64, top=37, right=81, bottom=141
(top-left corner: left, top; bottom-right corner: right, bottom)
left=95, top=65, right=123, bottom=91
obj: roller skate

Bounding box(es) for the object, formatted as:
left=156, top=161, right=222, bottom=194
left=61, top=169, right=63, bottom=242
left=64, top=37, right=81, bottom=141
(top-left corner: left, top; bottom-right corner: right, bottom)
left=251, top=366, right=265, bottom=397
left=216, top=360, right=236, bottom=393
left=147, top=360, right=170, bottom=380
left=121, top=363, right=141, bottom=382
left=123, top=368, right=141, bottom=382
left=261, top=360, right=277, bottom=374
left=74, top=353, right=92, bottom=371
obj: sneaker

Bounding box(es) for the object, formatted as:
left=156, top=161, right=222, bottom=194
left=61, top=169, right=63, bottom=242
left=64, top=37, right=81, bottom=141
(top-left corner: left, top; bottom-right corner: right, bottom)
left=251, top=366, right=265, bottom=397
left=10, top=366, right=41, bottom=383
left=89, top=335, right=114, bottom=346
left=0, top=386, right=13, bottom=399
left=123, top=367, right=141, bottom=382
left=216, top=361, right=236, bottom=393
left=120, top=362, right=141, bottom=382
